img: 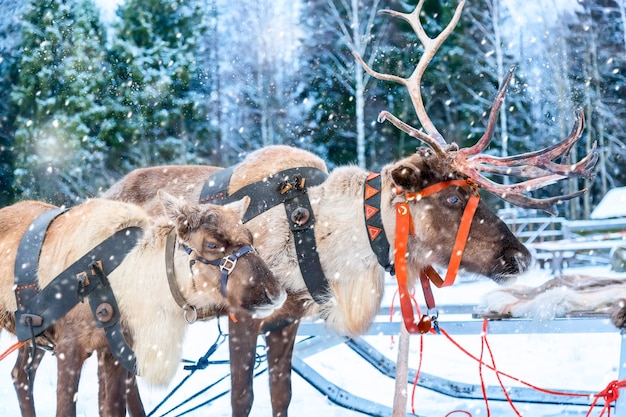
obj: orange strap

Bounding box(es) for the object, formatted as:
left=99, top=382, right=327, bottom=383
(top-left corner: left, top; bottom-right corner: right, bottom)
left=394, top=202, right=422, bottom=334
left=427, top=192, right=480, bottom=288
left=0, top=340, right=26, bottom=362
left=404, top=179, right=471, bottom=200
left=394, top=180, right=480, bottom=334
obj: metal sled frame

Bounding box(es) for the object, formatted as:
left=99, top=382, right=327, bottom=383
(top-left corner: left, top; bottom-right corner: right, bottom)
left=292, top=305, right=624, bottom=416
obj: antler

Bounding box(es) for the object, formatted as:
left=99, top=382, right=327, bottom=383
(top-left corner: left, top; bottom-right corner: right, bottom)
left=353, top=0, right=598, bottom=215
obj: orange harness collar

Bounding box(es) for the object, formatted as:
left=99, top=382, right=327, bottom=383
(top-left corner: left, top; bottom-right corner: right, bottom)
left=394, top=179, right=480, bottom=334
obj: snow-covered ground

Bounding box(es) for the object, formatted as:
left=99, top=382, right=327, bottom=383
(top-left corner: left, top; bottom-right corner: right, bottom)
left=1, top=265, right=624, bottom=416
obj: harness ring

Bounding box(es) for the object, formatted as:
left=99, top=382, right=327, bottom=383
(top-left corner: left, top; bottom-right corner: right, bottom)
left=183, top=305, right=198, bottom=324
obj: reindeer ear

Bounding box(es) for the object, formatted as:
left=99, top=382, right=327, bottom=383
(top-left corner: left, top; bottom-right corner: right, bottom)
left=159, top=190, right=197, bottom=236
left=158, top=190, right=181, bottom=215
left=391, top=149, right=440, bottom=192
left=391, top=162, right=424, bottom=192
left=223, top=196, right=251, bottom=220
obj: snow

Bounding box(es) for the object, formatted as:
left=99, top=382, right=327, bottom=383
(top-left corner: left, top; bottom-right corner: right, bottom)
left=1, top=265, right=623, bottom=416
left=591, top=187, right=626, bottom=219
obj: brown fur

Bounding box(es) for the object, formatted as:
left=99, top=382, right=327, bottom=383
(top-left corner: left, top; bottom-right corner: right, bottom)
left=101, top=145, right=531, bottom=417
left=1, top=193, right=285, bottom=417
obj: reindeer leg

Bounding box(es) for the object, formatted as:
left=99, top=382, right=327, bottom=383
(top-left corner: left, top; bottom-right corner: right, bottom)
left=265, top=321, right=299, bottom=417
left=11, top=344, right=44, bottom=417
left=55, top=340, right=89, bottom=417
left=228, top=313, right=262, bottom=417
left=98, top=349, right=140, bottom=417
left=125, top=372, right=146, bottom=417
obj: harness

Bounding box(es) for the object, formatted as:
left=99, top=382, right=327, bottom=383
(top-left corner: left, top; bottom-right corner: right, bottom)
left=164, top=229, right=258, bottom=323
left=363, top=173, right=481, bottom=334
left=199, top=165, right=330, bottom=304
left=13, top=208, right=143, bottom=374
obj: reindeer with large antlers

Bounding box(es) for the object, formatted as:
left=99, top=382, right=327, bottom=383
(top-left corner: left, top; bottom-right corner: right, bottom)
left=10, top=1, right=597, bottom=416
left=354, top=0, right=597, bottom=215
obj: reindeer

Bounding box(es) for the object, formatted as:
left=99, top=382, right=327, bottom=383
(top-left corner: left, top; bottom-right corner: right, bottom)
left=17, top=1, right=597, bottom=416
left=1, top=192, right=286, bottom=417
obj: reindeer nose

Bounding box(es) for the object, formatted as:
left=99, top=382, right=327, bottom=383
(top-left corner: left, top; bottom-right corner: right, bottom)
left=506, top=246, right=532, bottom=275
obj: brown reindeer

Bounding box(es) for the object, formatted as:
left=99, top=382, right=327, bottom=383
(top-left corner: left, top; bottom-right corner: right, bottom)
left=100, top=2, right=595, bottom=416
left=1, top=192, right=286, bottom=417
left=23, top=1, right=596, bottom=416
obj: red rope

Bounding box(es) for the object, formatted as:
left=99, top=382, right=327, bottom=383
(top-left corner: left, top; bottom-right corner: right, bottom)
left=410, top=333, right=425, bottom=415
left=439, top=320, right=625, bottom=416
left=478, top=322, right=491, bottom=416
left=0, top=340, right=26, bottom=362
left=480, top=320, right=522, bottom=416
left=586, top=380, right=626, bottom=417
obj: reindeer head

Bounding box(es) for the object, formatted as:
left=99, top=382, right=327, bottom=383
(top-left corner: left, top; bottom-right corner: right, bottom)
left=389, top=148, right=531, bottom=282
left=159, top=191, right=286, bottom=319
left=357, top=0, right=597, bottom=282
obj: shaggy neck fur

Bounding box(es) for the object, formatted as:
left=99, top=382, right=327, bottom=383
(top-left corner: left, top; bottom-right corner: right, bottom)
left=293, top=165, right=428, bottom=336
left=305, top=162, right=447, bottom=336
left=110, top=221, right=225, bottom=386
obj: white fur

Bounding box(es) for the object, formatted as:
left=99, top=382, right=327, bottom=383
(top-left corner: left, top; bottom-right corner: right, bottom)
left=479, top=275, right=626, bottom=320
left=0, top=198, right=270, bottom=386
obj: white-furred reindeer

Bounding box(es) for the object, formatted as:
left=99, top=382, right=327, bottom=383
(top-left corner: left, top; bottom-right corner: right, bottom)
left=1, top=192, right=285, bottom=417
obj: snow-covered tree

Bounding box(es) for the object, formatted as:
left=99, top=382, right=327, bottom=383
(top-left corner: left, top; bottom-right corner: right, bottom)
left=11, top=0, right=111, bottom=205
left=213, top=0, right=304, bottom=161
left=106, top=0, right=209, bottom=170
left=0, top=0, right=24, bottom=205
left=299, top=0, right=395, bottom=169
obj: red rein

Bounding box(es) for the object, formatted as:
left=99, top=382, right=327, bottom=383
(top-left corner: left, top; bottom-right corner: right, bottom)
left=394, top=179, right=480, bottom=334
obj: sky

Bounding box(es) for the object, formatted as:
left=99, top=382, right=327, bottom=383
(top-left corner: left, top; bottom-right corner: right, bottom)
left=94, top=0, right=122, bottom=23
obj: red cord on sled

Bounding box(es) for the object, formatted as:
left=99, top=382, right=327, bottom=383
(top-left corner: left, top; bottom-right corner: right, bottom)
left=0, top=340, right=26, bottom=362
left=439, top=319, right=626, bottom=417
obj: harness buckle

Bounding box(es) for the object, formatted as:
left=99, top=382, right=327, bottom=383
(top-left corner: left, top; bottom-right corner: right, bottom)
left=278, top=181, right=293, bottom=194
left=293, top=174, right=306, bottom=190
left=76, top=271, right=89, bottom=303
left=220, top=256, right=237, bottom=275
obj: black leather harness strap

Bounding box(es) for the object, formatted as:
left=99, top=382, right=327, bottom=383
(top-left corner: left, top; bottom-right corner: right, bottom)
left=87, top=260, right=139, bottom=374
left=14, top=210, right=143, bottom=374
left=14, top=208, right=68, bottom=311
left=199, top=166, right=331, bottom=304
left=363, top=172, right=394, bottom=274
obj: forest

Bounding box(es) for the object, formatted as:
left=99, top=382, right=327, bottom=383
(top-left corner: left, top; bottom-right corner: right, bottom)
left=0, top=0, right=624, bottom=220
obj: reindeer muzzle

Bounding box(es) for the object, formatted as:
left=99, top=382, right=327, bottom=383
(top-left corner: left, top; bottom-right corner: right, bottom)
left=185, top=245, right=257, bottom=297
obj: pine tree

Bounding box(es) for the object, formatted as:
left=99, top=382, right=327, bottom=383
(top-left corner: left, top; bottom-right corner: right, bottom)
left=0, top=0, right=25, bottom=205
left=11, top=0, right=111, bottom=205
left=106, top=0, right=209, bottom=171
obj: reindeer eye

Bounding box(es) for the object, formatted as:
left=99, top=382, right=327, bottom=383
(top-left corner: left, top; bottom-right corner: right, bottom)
left=447, top=196, right=460, bottom=205
left=205, top=242, right=218, bottom=249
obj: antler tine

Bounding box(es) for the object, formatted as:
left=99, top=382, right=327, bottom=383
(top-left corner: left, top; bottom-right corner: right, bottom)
left=376, top=110, right=449, bottom=158
left=474, top=142, right=598, bottom=180
left=462, top=109, right=598, bottom=179
left=463, top=169, right=589, bottom=215
left=456, top=66, right=516, bottom=159
left=379, top=0, right=465, bottom=144
left=469, top=109, right=585, bottom=166
left=353, top=0, right=465, bottom=151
